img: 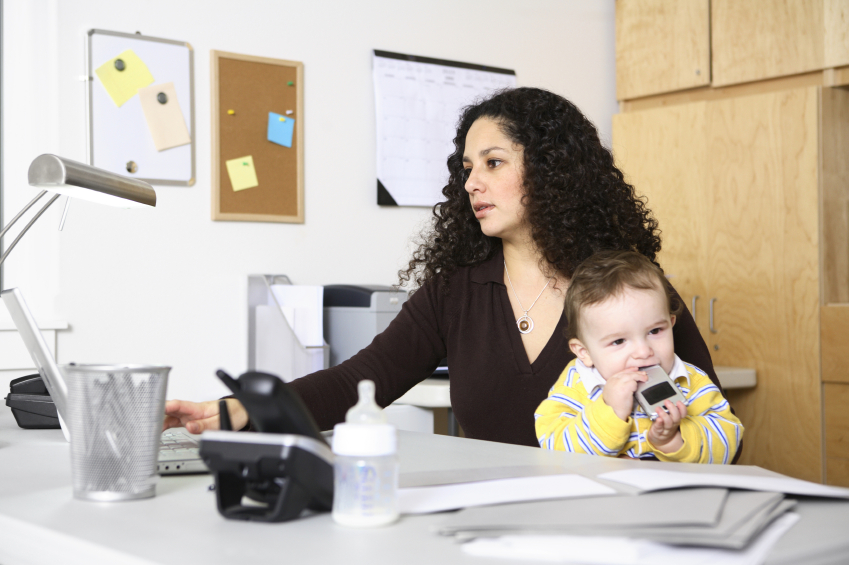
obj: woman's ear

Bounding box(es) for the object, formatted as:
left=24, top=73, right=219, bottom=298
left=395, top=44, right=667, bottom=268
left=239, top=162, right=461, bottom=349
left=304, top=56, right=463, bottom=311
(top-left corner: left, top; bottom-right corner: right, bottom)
left=569, top=338, right=594, bottom=367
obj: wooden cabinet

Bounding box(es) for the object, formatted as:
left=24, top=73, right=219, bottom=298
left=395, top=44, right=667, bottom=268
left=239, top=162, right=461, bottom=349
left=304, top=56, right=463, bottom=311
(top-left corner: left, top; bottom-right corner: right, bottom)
left=615, top=0, right=710, bottom=99
left=612, top=86, right=846, bottom=482
left=616, top=0, right=849, bottom=100
left=823, top=305, right=849, bottom=486
left=712, top=0, right=849, bottom=87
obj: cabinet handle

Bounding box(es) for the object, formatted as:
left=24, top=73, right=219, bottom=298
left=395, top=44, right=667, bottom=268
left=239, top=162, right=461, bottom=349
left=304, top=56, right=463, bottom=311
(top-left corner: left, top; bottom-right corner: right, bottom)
left=691, top=295, right=699, bottom=324
left=709, top=298, right=718, bottom=334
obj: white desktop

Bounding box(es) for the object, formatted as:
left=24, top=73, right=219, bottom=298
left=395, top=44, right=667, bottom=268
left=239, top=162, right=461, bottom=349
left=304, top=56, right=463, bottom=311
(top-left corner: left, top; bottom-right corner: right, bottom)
left=2, top=406, right=849, bottom=564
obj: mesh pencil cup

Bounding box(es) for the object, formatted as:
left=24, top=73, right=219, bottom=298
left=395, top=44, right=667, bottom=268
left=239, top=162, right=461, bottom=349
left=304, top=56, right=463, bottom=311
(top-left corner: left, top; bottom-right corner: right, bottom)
left=62, top=364, right=170, bottom=501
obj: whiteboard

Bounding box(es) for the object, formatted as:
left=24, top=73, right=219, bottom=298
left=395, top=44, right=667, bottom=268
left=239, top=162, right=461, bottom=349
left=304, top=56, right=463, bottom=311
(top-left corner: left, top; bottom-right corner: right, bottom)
left=87, top=29, right=195, bottom=186
left=373, top=50, right=516, bottom=207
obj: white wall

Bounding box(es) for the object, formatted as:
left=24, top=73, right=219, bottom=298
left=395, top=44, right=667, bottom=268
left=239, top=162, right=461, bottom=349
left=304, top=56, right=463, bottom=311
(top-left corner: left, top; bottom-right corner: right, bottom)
left=1, top=0, right=617, bottom=401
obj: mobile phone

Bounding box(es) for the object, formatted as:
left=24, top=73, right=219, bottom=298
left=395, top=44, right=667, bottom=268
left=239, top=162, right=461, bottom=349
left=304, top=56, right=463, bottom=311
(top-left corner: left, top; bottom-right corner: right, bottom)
left=635, top=364, right=686, bottom=421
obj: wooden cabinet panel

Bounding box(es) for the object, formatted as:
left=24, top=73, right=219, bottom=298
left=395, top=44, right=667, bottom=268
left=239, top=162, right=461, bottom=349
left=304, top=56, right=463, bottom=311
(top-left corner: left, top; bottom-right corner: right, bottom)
left=823, top=305, right=849, bottom=383
left=821, top=88, right=849, bottom=304
left=709, top=88, right=821, bottom=481
left=611, top=102, right=710, bottom=332
left=712, top=0, right=849, bottom=87
left=825, top=383, right=849, bottom=485
left=613, top=88, right=823, bottom=480
left=826, top=458, right=849, bottom=487
left=825, top=1, right=849, bottom=68
left=615, top=0, right=710, bottom=100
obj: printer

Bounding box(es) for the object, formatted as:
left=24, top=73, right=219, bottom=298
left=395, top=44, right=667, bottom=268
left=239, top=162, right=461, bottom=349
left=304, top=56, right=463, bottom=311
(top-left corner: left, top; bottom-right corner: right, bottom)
left=323, top=285, right=407, bottom=367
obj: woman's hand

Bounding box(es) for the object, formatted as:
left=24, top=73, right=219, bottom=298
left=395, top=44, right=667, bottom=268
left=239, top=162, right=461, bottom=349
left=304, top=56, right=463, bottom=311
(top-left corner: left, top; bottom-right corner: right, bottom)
left=647, top=399, right=686, bottom=453
left=163, top=398, right=248, bottom=434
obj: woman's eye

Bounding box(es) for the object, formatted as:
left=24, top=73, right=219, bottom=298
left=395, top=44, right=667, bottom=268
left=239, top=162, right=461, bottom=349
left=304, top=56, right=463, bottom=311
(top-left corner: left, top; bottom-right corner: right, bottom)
left=462, top=168, right=471, bottom=181
left=487, top=159, right=502, bottom=168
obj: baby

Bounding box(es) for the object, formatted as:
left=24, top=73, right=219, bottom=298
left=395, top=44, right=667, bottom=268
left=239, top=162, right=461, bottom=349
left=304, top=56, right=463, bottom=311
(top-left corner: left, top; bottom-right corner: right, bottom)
left=535, top=250, right=743, bottom=463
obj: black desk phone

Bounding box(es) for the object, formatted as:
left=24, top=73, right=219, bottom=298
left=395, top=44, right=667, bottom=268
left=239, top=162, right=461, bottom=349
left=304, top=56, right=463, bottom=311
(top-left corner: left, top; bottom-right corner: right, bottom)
left=5, top=373, right=61, bottom=429
left=199, top=370, right=334, bottom=523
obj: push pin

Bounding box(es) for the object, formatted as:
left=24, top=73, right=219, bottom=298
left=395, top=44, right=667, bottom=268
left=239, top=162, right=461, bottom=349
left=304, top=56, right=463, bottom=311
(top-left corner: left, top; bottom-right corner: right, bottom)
left=157, top=92, right=168, bottom=104
left=279, top=116, right=286, bottom=122
left=114, top=59, right=126, bottom=71
left=285, top=110, right=293, bottom=115
left=287, top=81, right=294, bottom=86
left=227, top=109, right=235, bottom=115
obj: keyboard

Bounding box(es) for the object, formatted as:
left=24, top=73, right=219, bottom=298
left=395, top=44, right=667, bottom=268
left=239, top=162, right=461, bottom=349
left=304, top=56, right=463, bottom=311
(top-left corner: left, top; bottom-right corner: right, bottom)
left=158, top=429, right=207, bottom=474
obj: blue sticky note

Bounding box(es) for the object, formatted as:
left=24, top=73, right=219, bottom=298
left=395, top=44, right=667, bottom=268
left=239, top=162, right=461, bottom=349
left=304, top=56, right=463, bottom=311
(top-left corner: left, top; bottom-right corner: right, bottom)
left=267, top=112, right=295, bottom=148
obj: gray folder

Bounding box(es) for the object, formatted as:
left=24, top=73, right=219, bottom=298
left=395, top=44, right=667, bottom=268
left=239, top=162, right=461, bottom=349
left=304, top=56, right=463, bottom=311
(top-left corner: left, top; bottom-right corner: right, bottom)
left=437, top=488, right=729, bottom=534
left=439, top=489, right=792, bottom=551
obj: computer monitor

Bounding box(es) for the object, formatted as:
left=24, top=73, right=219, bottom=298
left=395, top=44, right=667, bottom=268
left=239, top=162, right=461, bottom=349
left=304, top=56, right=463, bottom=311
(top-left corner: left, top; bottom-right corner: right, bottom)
left=1, top=287, right=70, bottom=439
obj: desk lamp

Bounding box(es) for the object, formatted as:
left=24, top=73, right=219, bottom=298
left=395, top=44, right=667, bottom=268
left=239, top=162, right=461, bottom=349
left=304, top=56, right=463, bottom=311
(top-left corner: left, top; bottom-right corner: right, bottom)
left=0, top=154, right=156, bottom=269
left=1, top=155, right=156, bottom=433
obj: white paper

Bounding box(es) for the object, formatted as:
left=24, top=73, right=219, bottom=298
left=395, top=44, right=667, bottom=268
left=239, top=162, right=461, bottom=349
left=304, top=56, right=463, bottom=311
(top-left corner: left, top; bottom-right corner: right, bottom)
left=598, top=469, right=849, bottom=499
left=460, top=512, right=800, bottom=565
left=397, top=474, right=616, bottom=515
left=373, top=52, right=516, bottom=207
left=270, top=285, right=324, bottom=347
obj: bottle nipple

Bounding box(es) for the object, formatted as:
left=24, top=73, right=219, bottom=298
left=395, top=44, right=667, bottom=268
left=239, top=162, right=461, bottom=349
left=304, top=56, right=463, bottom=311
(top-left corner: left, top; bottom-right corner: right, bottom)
left=345, top=380, right=386, bottom=424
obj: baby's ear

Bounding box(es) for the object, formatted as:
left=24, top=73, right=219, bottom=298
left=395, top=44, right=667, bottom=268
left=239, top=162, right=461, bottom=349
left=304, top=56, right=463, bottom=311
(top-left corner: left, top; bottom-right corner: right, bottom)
left=670, top=314, right=677, bottom=327
left=569, top=338, right=593, bottom=367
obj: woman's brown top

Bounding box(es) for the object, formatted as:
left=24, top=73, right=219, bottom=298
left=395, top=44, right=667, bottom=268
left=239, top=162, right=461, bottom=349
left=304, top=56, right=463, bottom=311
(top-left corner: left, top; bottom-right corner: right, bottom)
left=290, top=249, right=724, bottom=449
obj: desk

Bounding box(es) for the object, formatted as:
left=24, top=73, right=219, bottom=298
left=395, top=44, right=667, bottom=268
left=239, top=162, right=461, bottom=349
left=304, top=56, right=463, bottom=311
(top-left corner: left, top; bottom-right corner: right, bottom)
left=1, top=409, right=847, bottom=565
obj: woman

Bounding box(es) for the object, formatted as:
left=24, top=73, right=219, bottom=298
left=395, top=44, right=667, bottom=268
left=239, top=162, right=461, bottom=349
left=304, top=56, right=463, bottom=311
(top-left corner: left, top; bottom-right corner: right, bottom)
left=165, top=87, right=722, bottom=449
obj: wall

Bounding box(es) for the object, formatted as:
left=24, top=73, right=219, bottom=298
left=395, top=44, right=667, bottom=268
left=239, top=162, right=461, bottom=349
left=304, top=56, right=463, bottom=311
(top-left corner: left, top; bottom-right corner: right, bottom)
left=1, top=0, right=617, bottom=400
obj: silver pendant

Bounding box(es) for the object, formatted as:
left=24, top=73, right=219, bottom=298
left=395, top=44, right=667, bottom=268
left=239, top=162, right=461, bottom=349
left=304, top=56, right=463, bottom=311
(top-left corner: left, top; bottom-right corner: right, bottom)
left=517, top=315, right=534, bottom=334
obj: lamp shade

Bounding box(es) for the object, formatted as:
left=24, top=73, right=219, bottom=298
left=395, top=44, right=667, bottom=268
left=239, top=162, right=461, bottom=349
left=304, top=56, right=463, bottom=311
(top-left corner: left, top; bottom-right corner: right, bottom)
left=28, top=154, right=156, bottom=208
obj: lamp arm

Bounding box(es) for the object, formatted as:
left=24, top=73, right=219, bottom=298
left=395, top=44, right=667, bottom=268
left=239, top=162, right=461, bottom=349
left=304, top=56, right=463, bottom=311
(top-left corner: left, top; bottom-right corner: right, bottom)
left=0, top=193, right=62, bottom=268
left=0, top=190, right=48, bottom=241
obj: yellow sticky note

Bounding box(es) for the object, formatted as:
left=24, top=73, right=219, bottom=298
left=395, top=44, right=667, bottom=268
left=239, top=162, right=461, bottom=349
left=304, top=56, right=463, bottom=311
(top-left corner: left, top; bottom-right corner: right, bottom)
left=95, top=49, right=155, bottom=107
left=225, top=156, right=259, bottom=192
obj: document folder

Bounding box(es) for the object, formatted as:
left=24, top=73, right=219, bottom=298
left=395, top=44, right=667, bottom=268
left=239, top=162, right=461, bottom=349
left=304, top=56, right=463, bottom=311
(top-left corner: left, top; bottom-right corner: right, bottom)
left=248, top=275, right=329, bottom=382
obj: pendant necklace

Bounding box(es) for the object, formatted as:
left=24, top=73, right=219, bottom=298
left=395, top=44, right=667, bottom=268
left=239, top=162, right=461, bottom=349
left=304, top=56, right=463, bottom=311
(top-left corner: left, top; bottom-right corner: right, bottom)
left=504, top=260, right=552, bottom=334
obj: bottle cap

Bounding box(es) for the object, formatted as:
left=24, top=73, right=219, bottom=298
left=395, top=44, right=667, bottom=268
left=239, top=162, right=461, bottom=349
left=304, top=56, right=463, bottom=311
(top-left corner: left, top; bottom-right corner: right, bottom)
left=332, top=423, right=396, bottom=456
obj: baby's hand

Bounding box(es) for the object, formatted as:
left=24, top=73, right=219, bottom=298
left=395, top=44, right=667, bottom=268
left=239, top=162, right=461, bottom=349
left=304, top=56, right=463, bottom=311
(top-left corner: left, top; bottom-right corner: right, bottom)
left=602, top=369, right=647, bottom=421
left=647, top=399, right=687, bottom=453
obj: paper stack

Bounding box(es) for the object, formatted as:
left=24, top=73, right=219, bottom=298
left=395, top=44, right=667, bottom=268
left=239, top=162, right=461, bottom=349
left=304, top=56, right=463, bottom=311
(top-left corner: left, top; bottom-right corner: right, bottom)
left=423, top=469, right=849, bottom=564
left=437, top=489, right=793, bottom=550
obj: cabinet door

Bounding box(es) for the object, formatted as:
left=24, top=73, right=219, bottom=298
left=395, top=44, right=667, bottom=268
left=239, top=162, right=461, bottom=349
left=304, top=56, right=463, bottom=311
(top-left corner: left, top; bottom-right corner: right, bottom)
left=825, top=383, right=849, bottom=486
left=616, top=0, right=710, bottom=100
left=612, top=102, right=710, bottom=335
left=707, top=87, right=821, bottom=481
left=712, top=0, right=849, bottom=87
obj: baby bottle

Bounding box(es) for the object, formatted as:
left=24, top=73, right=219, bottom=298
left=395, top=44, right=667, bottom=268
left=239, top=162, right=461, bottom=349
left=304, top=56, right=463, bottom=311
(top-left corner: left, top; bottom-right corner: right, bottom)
left=331, top=380, right=399, bottom=527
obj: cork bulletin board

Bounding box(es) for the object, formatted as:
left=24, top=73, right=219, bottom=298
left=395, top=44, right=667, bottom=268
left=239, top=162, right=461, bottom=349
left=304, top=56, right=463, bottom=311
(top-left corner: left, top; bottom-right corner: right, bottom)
left=211, top=50, right=304, bottom=222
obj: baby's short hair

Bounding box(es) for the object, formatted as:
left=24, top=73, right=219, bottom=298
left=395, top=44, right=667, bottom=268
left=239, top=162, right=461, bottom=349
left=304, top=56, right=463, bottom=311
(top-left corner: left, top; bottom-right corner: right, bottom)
left=565, top=250, right=683, bottom=341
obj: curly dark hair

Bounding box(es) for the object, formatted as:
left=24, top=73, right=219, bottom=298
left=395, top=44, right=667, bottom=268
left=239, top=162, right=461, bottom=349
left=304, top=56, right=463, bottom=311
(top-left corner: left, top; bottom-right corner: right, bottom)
left=399, top=87, right=661, bottom=291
